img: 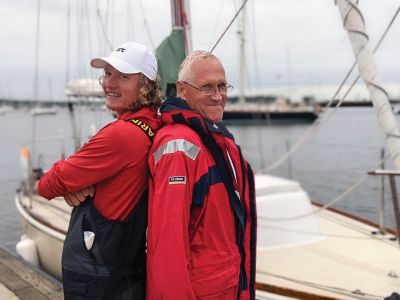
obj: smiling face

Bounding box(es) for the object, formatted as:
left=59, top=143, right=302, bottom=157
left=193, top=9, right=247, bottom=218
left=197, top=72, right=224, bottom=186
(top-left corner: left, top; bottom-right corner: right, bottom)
left=177, top=58, right=227, bottom=123
left=101, top=64, right=143, bottom=116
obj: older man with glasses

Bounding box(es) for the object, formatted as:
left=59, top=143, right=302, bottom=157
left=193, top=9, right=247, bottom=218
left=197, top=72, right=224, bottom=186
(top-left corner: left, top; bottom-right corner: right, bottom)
left=146, top=50, right=257, bottom=300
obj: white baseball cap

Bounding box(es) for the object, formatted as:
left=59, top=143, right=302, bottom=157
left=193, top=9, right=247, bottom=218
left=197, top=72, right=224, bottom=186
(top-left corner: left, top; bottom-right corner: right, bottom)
left=90, top=42, right=157, bottom=81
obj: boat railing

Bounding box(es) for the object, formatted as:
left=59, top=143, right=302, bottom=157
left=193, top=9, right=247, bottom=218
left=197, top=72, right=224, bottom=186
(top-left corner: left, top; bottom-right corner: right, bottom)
left=368, top=168, right=400, bottom=246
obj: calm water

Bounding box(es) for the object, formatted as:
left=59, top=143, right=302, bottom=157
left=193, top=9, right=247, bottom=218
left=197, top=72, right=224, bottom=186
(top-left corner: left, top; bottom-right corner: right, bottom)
left=0, top=106, right=398, bottom=254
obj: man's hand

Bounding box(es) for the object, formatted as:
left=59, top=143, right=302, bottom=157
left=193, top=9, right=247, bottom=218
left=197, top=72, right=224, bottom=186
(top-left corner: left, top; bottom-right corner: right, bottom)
left=63, top=186, right=95, bottom=207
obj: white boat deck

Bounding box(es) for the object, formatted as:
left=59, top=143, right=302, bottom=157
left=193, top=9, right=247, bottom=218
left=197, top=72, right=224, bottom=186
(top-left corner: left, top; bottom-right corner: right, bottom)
left=256, top=183, right=400, bottom=299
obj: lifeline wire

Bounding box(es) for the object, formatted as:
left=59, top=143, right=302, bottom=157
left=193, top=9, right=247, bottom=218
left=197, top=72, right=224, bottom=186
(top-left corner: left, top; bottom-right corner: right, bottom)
left=257, top=270, right=383, bottom=300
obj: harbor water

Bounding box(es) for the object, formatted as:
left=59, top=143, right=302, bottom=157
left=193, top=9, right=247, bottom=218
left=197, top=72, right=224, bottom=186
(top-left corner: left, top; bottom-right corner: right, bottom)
left=0, top=106, right=398, bottom=256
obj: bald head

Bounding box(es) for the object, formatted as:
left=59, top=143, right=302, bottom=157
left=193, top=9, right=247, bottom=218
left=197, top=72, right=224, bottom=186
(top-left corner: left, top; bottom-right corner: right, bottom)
left=178, top=50, right=220, bottom=83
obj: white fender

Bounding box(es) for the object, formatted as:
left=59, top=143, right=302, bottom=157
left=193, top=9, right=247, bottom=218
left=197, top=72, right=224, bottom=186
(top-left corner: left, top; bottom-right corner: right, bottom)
left=16, top=234, right=39, bottom=267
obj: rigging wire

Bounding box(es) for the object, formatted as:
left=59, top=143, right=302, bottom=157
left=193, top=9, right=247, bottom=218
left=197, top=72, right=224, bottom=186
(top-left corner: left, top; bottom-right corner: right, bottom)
left=73, top=2, right=83, bottom=79
left=31, top=0, right=41, bottom=168
left=84, top=0, right=94, bottom=80
left=264, top=5, right=400, bottom=173
left=179, top=0, right=191, bottom=55
left=210, top=0, right=249, bottom=53
left=318, top=5, right=400, bottom=137
left=95, top=0, right=113, bottom=51
left=33, top=0, right=41, bottom=103
left=65, top=0, right=71, bottom=87
left=105, top=0, right=112, bottom=52
left=239, top=0, right=260, bottom=91
left=110, top=0, right=115, bottom=47
left=138, top=0, right=155, bottom=50
left=74, top=0, right=84, bottom=80
left=126, top=0, right=135, bottom=41
left=238, top=0, right=252, bottom=91
left=73, top=0, right=86, bottom=136
left=249, top=0, right=260, bottom=88
left=94, top=0, right=111, bottom=53
left=208, top=0, right=226, bottom=51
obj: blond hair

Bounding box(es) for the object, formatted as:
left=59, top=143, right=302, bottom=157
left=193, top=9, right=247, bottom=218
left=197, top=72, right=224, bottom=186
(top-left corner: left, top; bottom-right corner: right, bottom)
left=131, top=74, right=163, bottom=111
left=178, top=50, right=219, bottom=82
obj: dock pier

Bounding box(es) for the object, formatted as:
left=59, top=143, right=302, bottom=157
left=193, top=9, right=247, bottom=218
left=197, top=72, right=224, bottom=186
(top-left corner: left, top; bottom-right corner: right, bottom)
left=0, top=247, right=63, bottom=299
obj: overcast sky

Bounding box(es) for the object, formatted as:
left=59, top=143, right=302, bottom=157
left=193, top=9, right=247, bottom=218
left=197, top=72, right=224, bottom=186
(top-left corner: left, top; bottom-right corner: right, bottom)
left=1, top=0, right=399, bottom=100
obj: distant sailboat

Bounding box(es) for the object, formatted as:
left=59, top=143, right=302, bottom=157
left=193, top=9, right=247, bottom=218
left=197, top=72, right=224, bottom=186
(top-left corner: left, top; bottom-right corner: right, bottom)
left=30, top=107, right=58, bottom=116
left=0, top=106, right=13, bottom=115
left=222, top=0, right=319, bottom=124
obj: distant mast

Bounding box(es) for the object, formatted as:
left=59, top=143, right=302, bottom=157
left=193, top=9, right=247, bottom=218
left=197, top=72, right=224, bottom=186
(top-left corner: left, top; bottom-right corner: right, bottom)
left=238, top=0, right=246, bottom=106
left=170, top=0, right=192, bottom=55
left=32, top=0, right=41, bottom=168
left=336, top=0, right=400, bottom=170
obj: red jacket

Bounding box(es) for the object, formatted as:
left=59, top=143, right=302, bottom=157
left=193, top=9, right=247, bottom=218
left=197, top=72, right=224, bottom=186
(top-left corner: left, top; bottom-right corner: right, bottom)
left=37, top=107, right=161, bottom=220
left=147, top=97, right=256, bottom=299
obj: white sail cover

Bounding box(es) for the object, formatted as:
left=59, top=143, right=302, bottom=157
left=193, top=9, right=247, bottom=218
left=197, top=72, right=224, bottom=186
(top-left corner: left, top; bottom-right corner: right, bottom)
left=337, top=0, right=400, bottom=169
left=255, top=174, right=324, bottom=250
left=65, top=79, right=104, bottom=97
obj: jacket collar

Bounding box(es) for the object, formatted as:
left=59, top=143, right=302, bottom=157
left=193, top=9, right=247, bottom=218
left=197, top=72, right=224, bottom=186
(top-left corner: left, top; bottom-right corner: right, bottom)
left=160, top=96, right=233, bottom=141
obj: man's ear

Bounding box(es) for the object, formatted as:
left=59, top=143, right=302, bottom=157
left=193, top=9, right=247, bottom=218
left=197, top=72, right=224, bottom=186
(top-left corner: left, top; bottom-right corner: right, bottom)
left=176, top=81, right=185, bottom=98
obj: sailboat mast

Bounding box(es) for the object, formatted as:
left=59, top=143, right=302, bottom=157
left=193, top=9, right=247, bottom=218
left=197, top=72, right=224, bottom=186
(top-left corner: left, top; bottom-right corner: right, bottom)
left=238, top=1, right=246, bottom=106
left=170, top=0, right=192, bottom=54
left=32, top=0, right=41, bottom=168
left=336, top=0, right=400, bottom=170
left=65, top=0, right=71, bottom=87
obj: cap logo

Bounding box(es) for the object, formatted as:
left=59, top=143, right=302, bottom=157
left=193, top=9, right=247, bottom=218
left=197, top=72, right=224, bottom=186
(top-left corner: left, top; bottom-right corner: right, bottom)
left=116, top=47, right=126, bottom=53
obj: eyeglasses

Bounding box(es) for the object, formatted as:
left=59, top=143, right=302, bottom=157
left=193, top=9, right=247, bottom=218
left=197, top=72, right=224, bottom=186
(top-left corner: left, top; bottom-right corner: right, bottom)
left=183, top=81, right=233, bottom=95
left=99, top=75, right=105, bottom=86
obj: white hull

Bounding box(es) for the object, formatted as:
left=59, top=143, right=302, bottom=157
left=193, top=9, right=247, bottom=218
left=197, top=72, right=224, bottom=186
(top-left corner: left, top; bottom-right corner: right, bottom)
left=15, top=193, right=70, bottom=280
